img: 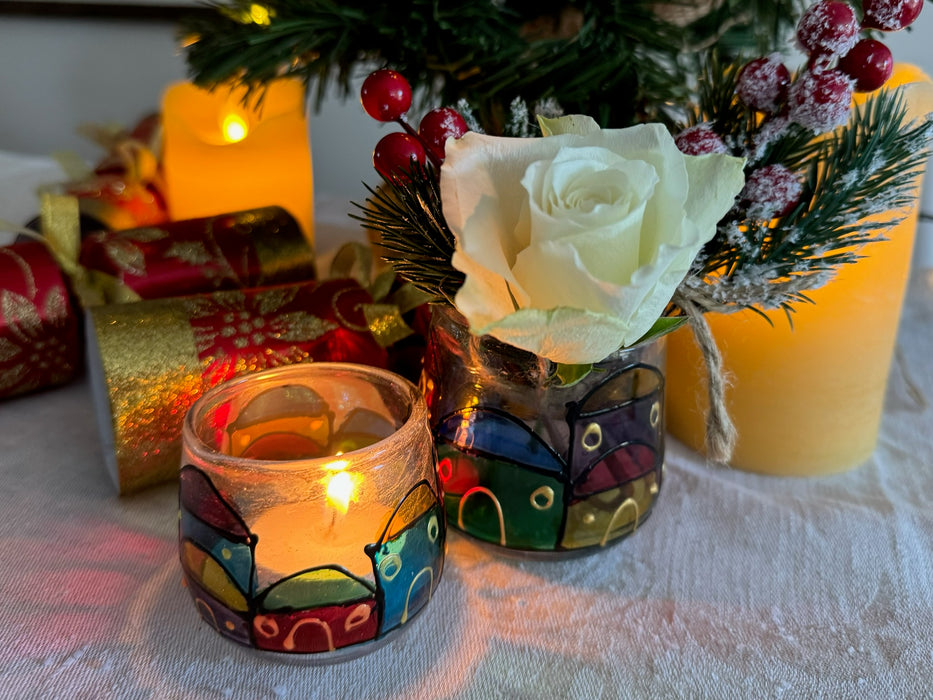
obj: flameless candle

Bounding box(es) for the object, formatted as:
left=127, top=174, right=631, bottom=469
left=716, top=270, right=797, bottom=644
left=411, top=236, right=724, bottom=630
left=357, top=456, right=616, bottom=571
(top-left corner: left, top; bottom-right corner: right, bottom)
left=161, top=79, right=314, bottom=245
left=666, top=65, right=933, bottom=475
left=179, top=363, right=445, bottom=659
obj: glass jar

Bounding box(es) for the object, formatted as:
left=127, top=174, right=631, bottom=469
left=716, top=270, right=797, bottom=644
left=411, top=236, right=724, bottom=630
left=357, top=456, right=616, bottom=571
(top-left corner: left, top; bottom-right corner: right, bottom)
left=179, top=363, right=444, bottom=661
left=421, top=305, right=666, bottom=556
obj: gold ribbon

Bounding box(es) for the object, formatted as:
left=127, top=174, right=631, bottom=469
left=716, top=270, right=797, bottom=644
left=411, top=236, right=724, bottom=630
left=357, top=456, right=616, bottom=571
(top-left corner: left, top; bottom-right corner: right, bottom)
left=47, top=120, right=166, bottom=233
left=329, top=241, right=432, bottom=347
left=1, top=193, right=141, bottom=307
left=75, top=121, right=162, bottom=184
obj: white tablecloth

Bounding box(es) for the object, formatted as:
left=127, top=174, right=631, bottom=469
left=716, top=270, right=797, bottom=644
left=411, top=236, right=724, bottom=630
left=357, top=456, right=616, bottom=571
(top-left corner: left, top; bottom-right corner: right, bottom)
left=2, top=154, right=933, bottom=698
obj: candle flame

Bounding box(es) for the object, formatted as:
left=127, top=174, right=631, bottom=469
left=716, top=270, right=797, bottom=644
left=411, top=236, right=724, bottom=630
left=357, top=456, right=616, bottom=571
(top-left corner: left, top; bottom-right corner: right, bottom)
left=222, top=113, right=249, bottom=143
left=325, top=471, right=358, bottom=515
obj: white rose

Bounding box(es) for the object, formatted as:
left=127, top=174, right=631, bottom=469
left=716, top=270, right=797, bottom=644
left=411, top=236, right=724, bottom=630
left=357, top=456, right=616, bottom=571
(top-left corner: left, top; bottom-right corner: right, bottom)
left=440, top=116, right=745, bottom=364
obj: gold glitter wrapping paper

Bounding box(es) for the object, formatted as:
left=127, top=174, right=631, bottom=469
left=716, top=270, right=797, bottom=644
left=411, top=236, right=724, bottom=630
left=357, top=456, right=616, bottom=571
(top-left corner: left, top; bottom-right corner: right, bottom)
left=88, top=299, right=204, bottom=495
left=86, top=279, right=389, bottom=494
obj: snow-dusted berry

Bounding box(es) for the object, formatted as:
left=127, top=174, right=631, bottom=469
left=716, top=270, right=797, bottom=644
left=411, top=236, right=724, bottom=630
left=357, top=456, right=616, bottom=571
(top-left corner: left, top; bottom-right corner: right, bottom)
left=796, top=1, right=860, bottom=57
left=674, top=123, right=728, bottom=155
left=736, top=55, right=791, bottom=113
left=838, top=38, right=894, bottom=92
left=418, top=107, right=469, bottom=162
left=861, top=0, right=923, bottom=31
left=788, top=69, right=854, bottom=133
left=742, top=164, right=804, bottom=219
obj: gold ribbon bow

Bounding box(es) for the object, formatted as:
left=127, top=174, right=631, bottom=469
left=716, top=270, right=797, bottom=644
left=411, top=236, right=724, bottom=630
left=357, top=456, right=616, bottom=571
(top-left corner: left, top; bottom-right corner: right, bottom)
left=329, top=241, right=433, bottom=348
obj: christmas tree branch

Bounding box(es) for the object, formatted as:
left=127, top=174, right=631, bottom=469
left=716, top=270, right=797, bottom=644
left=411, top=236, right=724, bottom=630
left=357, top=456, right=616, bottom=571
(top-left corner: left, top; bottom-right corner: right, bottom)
left=180, top=0, right=802, bottom=130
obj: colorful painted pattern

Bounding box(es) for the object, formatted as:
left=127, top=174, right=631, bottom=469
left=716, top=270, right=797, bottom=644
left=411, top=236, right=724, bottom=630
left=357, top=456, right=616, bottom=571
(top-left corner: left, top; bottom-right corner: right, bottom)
left=433, top=362, right=664, bottom=552
left=178, top=466, right=445, bottom=654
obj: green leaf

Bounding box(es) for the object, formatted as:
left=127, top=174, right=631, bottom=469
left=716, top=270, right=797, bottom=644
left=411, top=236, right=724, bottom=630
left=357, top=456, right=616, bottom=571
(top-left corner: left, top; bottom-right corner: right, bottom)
left=549, top=362, right=594, bottom=387
left=537, top=114, right=600, bottom=137
left=633, top=315, right=688, bottom=345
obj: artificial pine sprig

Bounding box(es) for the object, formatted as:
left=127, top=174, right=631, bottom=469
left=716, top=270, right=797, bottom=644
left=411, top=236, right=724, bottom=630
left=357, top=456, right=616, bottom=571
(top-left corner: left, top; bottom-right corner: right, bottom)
left=351, top=161, right=464, bottom=303
left=682, top=88, right=933, bottom=313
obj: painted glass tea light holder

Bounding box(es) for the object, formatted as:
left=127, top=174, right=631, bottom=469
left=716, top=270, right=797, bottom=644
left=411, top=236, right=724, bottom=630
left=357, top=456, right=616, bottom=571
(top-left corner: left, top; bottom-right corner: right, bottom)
left=421, top=305, right=666, bottom=556
left=178, top=363, right=445, bottom=660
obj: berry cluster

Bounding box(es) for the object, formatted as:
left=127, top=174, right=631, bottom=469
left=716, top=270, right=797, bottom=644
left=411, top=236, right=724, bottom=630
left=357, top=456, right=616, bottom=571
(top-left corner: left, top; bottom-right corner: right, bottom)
left=360, top=69, right=469, bottom=180
left=676, top=0, right=923, bottom=221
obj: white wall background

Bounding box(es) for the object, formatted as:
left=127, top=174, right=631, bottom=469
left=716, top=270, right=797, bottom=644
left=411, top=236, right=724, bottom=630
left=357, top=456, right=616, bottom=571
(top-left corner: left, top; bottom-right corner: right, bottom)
left=0, top=9, right=931, bottom=262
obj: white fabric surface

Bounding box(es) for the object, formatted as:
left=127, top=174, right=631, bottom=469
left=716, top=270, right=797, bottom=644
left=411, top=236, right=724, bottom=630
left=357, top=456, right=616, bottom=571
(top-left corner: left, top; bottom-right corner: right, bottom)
left=1, top=153, right=933, bottom=698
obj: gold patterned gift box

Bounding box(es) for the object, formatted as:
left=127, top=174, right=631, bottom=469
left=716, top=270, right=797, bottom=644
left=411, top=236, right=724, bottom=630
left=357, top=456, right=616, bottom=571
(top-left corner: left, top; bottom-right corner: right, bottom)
left=78, top=206, right=316, bottom=302
left=86, top=278, right=391, bottom=494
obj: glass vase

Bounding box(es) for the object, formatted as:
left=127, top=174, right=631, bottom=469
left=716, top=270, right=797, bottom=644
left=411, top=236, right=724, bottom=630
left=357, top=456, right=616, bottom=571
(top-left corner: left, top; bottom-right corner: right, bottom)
left=421, top=305, right=666, bottom=556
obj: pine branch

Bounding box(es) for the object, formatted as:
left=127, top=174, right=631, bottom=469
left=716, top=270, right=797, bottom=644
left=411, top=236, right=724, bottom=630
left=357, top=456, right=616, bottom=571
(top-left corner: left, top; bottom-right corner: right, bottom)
left=180, top=0, right=798, bottom=131
left=686, top=89, right=933, bottom=312
left=350, top=162, right=464, bottom=302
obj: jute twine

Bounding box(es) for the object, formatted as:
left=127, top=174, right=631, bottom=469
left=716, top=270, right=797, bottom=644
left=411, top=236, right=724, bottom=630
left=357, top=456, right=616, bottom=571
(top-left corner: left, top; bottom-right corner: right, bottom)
left=672, top=292, right=737, bottom=464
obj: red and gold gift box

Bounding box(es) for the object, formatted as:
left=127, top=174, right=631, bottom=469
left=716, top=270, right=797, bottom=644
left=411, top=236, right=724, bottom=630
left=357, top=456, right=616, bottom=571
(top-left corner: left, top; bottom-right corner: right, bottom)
left=79, top=206, right=316, bottom=301
left=0, top=241, right=80, bottom=399
left=68, top=112, right=168, bottom=233
left=86, top=278, right=389, bottom=494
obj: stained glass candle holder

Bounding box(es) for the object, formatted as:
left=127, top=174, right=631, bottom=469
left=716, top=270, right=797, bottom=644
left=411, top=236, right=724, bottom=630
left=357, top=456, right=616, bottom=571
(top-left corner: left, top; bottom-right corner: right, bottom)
left=179, top=363, right=445, bottom=661
left=422, top=305, right=666, bottom=556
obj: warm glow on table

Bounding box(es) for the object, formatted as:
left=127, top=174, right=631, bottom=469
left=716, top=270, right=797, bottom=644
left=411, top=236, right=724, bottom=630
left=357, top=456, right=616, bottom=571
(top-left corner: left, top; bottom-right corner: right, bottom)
left=666, top=65, right=933, bottom=475
left=161, top=78, right=314, bottom=245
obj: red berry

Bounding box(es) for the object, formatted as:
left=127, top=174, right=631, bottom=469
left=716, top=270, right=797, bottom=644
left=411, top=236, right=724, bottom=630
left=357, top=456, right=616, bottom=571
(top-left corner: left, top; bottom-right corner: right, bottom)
left=796, top=1, right=860, bottom=57
left=361, top=69, right=412, bottom=122
left=742, top=164, right=803, bottom=218
left=788, top=69, right=854, bottom=132
left=674, top=123, right=728, bottom=155
left=736, top=56, right=791, bottom=113
left=373, top=132, right=427, bottom=180
left=418, top=108, right=469, bottom=162
left=838, top=39, right=894, bottom=92
left=861, top=0, right=923, bottom=30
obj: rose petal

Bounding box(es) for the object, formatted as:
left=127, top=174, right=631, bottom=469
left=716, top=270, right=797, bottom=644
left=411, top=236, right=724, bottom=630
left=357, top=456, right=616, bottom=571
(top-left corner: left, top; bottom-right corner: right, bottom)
left=511, top=238, right=625, bottom=312
left=452, top=248, right=526, bottom=329
left=583, top=124, right=691, bottom=258
left=524, top=146, right=658, bottom=238
left=682, top=152, right=748, bottom=235
left=474, top=306, right=631, bottom=365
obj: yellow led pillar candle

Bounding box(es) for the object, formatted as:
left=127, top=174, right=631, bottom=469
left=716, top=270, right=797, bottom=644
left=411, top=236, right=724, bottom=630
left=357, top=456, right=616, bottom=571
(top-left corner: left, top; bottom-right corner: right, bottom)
left=161, top=78, right=314, bottom=245
left=666, top=65, right=933, bottom=475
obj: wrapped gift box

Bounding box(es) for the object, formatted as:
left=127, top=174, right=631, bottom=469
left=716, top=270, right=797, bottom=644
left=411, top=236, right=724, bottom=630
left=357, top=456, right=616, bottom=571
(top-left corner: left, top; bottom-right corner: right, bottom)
left=86, top=278, right=389, bottom=494
left=0, top=241, right=80, bottom=399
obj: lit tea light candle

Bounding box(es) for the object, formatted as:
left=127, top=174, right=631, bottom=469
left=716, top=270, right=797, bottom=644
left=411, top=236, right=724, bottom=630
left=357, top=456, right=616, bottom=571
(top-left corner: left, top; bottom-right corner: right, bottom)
left=161, top=78, right=314, bottom=245
left=666, top=65, right=933, bottom=475
left=179, top=363, right=446, bottom=658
